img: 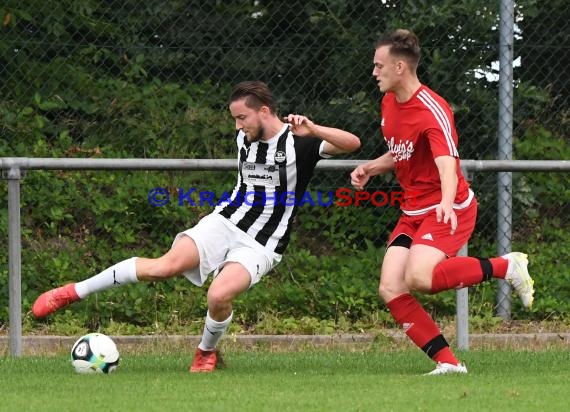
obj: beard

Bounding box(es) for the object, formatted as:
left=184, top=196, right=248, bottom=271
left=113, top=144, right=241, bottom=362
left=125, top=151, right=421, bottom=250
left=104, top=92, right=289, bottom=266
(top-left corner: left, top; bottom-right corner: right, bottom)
left=245, top=125, right=264, bottom=142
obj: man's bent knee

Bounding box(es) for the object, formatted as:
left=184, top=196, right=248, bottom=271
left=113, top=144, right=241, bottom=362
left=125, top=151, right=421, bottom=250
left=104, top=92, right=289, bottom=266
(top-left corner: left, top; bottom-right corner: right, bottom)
left=379, top=280, right=407, bottom=303
left=207, top=288, right=234, bottom=316
left=404, top=270, right=432, bottom=293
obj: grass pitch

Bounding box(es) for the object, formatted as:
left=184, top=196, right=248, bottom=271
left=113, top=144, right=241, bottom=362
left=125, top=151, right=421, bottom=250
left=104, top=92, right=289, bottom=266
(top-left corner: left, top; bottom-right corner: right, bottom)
left=2, top=350, right=568, bottom=412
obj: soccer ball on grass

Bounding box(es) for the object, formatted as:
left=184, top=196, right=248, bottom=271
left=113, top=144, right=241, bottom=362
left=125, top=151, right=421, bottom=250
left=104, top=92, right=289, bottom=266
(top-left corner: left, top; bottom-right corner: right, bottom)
left=70, top=333, right=120, bottom=374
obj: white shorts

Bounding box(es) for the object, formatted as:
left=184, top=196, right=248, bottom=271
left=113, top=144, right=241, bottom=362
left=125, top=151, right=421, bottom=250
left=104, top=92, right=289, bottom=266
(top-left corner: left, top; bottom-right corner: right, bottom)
left=173, top=213, right=282, bottom=287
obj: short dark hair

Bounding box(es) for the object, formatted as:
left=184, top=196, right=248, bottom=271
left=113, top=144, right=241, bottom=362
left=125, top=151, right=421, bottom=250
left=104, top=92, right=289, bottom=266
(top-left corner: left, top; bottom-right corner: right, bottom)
left=229, top=81, right=277, bottom=114
left=375, top=29, right=421, bottom=70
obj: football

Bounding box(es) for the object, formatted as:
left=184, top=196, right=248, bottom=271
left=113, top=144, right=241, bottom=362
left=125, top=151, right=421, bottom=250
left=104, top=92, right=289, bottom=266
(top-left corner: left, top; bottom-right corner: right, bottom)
left=70, top=333, right=120, bottom=374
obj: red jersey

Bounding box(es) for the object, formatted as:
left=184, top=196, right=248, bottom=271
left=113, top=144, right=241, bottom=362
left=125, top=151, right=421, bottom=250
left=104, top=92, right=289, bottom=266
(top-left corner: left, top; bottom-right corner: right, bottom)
left=381, top=84, right=472, bottom=214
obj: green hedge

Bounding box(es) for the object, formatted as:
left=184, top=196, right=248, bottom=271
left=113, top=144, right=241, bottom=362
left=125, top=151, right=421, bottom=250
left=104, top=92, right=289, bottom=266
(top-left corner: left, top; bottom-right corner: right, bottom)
left=1, top=90, right=568, bottom=334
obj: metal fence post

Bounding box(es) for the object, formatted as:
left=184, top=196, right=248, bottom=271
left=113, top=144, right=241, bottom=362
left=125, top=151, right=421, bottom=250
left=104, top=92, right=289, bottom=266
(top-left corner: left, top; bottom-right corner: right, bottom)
left=456, top=165, right=472, bottom=351
left=496, top=0, right=515, bottom=320
left=456, top=243, right=469, bottom=350
left=6, top=165, right=23, bottom=356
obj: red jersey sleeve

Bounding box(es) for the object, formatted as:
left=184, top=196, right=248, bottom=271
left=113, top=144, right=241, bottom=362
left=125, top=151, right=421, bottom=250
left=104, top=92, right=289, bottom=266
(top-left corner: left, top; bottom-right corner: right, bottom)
left=416, top=88, right=460, bottom=159
left=425, top=126, right=458, bottom=159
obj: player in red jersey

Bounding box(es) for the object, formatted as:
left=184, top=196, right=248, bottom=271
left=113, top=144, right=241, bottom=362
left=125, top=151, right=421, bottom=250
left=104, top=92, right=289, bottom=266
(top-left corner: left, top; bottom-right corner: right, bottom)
left=351, top=29, right=534, bottom=375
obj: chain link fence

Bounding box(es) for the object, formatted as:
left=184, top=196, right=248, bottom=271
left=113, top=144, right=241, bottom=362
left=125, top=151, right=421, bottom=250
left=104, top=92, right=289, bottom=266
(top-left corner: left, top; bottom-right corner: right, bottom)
left=1, top=0, right=569, bottom=330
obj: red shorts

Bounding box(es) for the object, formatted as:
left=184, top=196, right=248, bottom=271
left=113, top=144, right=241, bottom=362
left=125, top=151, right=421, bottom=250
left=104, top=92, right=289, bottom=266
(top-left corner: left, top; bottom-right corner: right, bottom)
left=387, top=198, right=478, bottom=257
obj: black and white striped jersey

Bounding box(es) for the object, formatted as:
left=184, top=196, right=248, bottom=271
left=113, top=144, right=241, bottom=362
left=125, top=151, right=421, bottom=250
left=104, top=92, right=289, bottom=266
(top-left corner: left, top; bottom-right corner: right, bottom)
left=215, top=123, right=331, bottom=255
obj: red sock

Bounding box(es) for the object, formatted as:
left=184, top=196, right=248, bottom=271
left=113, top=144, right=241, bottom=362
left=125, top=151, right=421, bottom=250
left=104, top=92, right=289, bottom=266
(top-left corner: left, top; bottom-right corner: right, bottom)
left=431, top=256, right=509, bottom=293
left=386, top=293, right=459, bottom=365
left=489, top=257, right=508, bottom=278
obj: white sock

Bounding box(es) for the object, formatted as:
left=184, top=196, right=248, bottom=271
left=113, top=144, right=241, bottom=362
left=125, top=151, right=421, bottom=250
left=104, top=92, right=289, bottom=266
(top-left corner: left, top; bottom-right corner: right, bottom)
left=74, top=257, right=139, bottom=298
left=198, top=311, right=233, bottom=351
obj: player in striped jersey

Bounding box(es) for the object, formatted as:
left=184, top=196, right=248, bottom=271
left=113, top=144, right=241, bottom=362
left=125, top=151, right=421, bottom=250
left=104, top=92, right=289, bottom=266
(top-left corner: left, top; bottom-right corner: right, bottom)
left=32, top=81, right=361, bottom=372
left=350, top=29, right=534, bottom=375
